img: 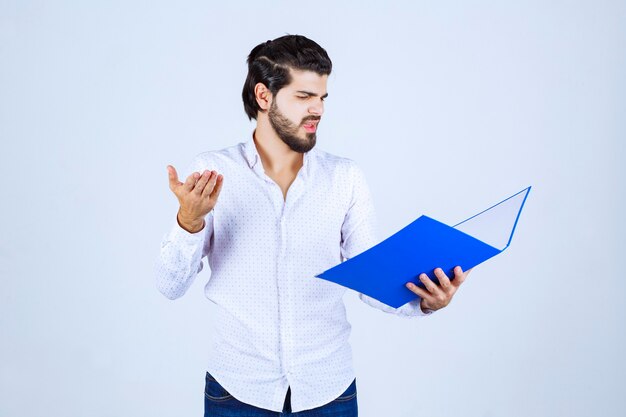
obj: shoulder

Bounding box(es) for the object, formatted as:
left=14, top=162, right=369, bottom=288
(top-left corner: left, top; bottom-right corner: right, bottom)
left=309, top=147, right=364, bottom=180
left=186, top=142, right=246, bottom=172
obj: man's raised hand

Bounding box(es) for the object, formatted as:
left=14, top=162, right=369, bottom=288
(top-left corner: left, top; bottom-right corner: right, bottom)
left=167, top=165, right=224, bottom=233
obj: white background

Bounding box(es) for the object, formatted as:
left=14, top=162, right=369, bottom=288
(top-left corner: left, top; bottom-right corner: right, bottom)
left=1, top=1, right=624, bottom=416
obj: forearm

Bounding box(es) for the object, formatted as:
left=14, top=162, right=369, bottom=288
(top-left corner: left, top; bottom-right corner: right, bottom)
left=155, top=220, right=208, bottom=300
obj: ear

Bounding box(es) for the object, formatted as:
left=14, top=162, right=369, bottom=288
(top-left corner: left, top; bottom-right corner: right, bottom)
left=254, top=82, right=272, bottom=111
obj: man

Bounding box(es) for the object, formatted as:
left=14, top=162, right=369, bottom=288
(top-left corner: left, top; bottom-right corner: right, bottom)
left=156, top=34, right=469, bottom=416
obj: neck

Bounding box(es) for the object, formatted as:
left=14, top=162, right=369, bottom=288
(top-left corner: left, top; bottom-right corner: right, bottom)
left=253, top=116, right=303, bottom=174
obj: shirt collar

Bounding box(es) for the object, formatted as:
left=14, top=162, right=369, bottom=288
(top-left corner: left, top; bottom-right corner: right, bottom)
left=242, top=130, right=313, bottom=175
left=242, top=131, right=261, bottom=169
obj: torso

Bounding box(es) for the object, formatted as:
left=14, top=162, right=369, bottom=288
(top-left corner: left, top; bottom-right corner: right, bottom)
left=267, top=171, right=298, bottom=201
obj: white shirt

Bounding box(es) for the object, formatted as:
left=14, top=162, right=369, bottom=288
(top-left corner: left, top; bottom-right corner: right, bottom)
left=155, top=135, right=432, bottom=413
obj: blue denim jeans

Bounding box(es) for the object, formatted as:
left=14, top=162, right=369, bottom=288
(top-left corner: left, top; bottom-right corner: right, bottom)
left=204, top=371, right=358, bottom=416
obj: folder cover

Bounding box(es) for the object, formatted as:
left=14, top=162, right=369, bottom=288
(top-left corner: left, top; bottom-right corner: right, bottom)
left=315, top=187, right=531, bottom=308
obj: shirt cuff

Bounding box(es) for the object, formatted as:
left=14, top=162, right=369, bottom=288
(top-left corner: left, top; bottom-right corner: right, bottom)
left=164, top=218, right=206, bottom=246
left=358, top=293, right=434, bottom=318
left=395, top=297, right=435, bottom=317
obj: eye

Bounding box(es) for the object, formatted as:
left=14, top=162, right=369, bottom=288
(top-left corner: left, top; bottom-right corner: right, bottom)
left=297, top=95, right=309, bottom=100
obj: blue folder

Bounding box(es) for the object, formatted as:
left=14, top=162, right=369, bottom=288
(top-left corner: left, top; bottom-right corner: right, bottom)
left=315, top=187, right=531, bottom=308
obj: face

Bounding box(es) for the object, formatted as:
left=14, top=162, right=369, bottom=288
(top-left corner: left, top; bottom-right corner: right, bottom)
left=268, top=69, right=328, bottom=153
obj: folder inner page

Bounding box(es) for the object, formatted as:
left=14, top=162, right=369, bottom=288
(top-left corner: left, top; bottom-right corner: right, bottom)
left=453, top=187, right=531, bottom=251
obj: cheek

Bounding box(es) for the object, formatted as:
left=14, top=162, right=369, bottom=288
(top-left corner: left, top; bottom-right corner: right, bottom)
left=275, top=96, right=308, bottom=124
left=285, top=106, right=307, bottom=124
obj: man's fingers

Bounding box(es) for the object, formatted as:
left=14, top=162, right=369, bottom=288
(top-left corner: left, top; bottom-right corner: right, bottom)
left=406, top=268, right=467, bottom=311
left=202, top=172, right=223, bottom=198
left=183, top=171, right=201, bottom=192
left=434, top=267, right=452, bottom=290
left=452, top=266, right=468, bottom=287
left=193, top=170, right=212, bottom=195
left=405, top=280, right=431, bottom=300
left=167, top=165, right=183, bottom=190
left=418, top=273, right=441, bottom=295
left=212, top=175, right=224, bottom=199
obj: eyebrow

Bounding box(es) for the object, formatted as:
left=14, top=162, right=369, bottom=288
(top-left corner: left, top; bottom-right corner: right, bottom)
left=296, top=90, right=329, bottom=99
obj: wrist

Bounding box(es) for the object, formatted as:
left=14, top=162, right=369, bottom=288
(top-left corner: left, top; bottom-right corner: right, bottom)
left=420, top=298, right=434, bottom=314
left=177, top=211, right=205, bottom=233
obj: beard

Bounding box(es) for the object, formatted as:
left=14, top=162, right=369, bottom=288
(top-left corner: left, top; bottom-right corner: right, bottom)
left=268, top=100, right=319, bottom=153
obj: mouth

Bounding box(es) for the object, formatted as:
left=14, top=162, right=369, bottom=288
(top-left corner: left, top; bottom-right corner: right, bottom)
left=302, top=120, right=319, bottom=133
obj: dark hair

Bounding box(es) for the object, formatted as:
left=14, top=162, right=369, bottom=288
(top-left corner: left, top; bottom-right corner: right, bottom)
left=242, top=35, right=332, bottom=120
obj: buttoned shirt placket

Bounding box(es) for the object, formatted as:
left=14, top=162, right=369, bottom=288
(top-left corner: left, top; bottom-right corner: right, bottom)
left=248, top=145, right=309, bottom=386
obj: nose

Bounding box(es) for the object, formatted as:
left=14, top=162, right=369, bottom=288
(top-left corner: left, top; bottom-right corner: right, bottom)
left=308, top=99, right=324, bottom=116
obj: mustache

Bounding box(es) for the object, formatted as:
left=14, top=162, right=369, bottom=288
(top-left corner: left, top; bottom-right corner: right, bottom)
left=301, top=116, right=321, bottom=125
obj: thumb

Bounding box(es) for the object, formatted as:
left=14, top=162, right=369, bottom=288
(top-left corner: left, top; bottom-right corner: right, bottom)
left=167, top=165, right=182, bottom=189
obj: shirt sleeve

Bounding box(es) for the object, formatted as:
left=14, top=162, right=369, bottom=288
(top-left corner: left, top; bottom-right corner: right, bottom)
left=340, top=161, right=433, bottom=318
left=154, top=155, right=215, bottom=300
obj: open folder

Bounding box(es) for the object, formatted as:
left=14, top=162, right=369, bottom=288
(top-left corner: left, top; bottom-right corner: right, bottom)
left=315, top=187, right=531, bottom=308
